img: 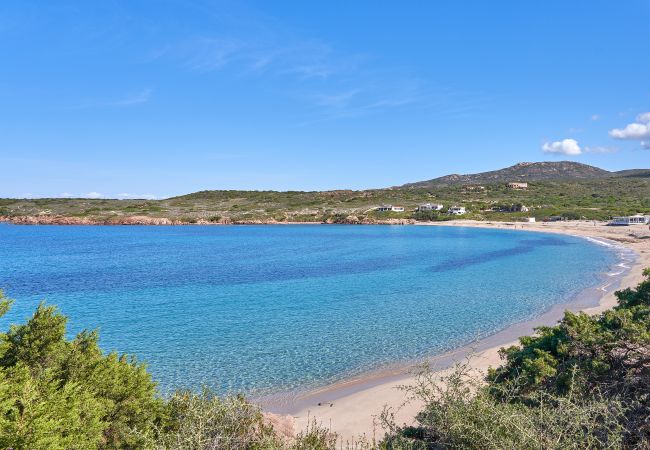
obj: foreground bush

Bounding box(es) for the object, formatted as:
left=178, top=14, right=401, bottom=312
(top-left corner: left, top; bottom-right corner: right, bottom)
left=0, top=292, right=336, bottom=449
left=380, top=361, right=626, bottom=449
left=154, top=389, right=283, bottom=449
left=0, top=294, right=161, bottom=449
left=381, top=269, right=650, bottom=449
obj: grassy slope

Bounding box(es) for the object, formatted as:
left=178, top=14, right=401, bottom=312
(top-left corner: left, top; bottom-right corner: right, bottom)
left=1, top=177, right=650, bottom=223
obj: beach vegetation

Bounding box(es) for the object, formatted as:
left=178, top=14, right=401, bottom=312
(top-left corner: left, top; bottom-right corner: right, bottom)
left=380, top=269, right=650, bottom=448
left=0, top=291, right=336, bottom=449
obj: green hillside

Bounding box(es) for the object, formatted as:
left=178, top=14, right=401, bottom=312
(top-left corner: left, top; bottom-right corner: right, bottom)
left=1, top=162, right=649, bottom=224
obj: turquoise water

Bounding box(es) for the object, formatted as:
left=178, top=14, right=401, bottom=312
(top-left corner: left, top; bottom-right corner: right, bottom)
left=0, top=224, right=616, bottom=396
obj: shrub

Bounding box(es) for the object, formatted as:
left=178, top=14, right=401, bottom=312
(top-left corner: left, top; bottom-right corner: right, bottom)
left=380, top=361, right=625, bottom=449
left=0, top=294, right=161, bottom=449
left=381, top=270, right=650, bottom=448
left=0, top=292, right=339, bottom=449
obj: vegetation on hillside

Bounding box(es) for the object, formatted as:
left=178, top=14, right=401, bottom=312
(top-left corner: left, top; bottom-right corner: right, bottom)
left=1, top=175, right=649, bottom=224
left=399, top=161, right=615, bottom=188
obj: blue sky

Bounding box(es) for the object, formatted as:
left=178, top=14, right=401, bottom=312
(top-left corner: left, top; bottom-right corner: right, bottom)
left=1, top=0, right=649, bottom=198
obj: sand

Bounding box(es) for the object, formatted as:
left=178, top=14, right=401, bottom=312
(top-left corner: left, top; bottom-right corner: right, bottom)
left=282, top=220, right=650, bottom=444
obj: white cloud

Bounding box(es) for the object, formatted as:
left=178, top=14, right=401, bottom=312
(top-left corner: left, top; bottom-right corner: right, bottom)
left=637, top=112, right=650, bottom=123
left=591, top=114, right=599, bottom=121
left=117, top=193, right=157, bottom=200
left=609, top=123, right=650, bottom=139
left=542, top=138, right=582, bottom=155
left=609, top=112, right=650, bottom=149
left=60, top=192, right=72, bottom=198
left=83, top=192, right=104, bottom=199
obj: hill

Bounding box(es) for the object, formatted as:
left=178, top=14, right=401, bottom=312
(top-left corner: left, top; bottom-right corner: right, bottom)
left=399, top=161, right=612, bottom=188
left=1, top=161, right=649, bottom=224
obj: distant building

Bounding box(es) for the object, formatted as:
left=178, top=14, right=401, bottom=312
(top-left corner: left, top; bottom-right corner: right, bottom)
left=376, top=205, right=405, bottom=212
left=490, top=204, right=529, bottom=213
left=507, top=182, right=528, bottom=190
left=524, top=217, right=536, bottom=223
left=417, top=203, right=444, bottom=211
left=464, top=185, right=485, bottom=191
left=448, top=206, right=466, bottom=215
left=609, top=214, right=650, bottom=226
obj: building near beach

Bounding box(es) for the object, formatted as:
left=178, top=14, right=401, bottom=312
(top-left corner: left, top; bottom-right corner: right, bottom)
left=417, top=203, right=444, bottom=211
left=376, top=205, right=405, bottom=212
left=448, top=206, right=466, bottom=215
left=609, top=214, right=650, bottom=225
left=506, top=182, right=528, bottom=189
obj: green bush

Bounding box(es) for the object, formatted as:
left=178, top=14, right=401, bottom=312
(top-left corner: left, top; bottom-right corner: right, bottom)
left=380, top=361, right=625, bottom=449
left=0, top=291, right=338, bottom=449
left=0, top=295, right=161, bottom=449
left=381, top=269, right=650, bottom=448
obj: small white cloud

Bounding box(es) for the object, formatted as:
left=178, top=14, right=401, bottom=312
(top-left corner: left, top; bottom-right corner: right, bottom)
left=542, top=138, right=582, bottom=155
left=60, top=192, right=72, bottom=198
left=117, top=193, right=157, bottom=200
left=637, top=112, right=650, bottom=123
left=83, top=192, right=104, bottom=199
left=609, top=123, right=650, bottom=139
left=609, top=112, right=650, bottom=149
left=591, top=114, right=599, bottom=121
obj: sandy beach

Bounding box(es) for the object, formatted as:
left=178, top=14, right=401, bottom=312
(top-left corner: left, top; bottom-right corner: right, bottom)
left=281, top=220, right=650, bottom=444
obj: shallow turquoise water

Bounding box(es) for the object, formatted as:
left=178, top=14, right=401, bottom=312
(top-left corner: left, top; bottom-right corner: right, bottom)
left=0, top=224, right=616, bottom=395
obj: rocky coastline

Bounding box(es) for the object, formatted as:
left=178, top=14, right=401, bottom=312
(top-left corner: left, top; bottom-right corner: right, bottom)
left=0, top=215, right=417, bottom=226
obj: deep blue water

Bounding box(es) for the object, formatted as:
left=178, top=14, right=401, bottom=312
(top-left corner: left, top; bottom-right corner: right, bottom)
left=0, top=224, right=616, bottom=395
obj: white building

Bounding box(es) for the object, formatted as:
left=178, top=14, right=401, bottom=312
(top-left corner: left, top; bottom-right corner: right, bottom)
left=376, top=205, right=405, bottom=212
left=417, top=203, right=444, bottom=211
left=448, top=206, right=466, bottom=215
left=609, top=214, right=650, bottom=226
left=524, top=217, right=536, bottom=223
left=507, top=182, right=528, bottom=190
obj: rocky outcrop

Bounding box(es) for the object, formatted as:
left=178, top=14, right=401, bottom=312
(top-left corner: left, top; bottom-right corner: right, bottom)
left=0, top=215, right=417, bottom=226
left=0, top=215, right=184, bottom=225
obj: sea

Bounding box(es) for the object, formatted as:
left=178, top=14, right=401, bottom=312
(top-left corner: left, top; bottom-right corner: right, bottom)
left=0, top=224, right=623, bottom=397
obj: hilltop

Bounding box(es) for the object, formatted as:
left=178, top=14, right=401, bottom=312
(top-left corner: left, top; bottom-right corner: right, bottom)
left=399, top=161, right=617, bottom=188
left=1, top=161, right=649, bottom=224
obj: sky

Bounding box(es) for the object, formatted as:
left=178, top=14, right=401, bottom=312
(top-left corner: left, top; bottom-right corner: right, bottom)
left=1, top=0, right=649, bottom=199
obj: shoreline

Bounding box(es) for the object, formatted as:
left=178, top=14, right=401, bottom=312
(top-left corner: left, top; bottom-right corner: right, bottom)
left=264, top=220, right=649, bottom=442
left=0, top=215, right=415, bottom=226
left=3, top=217, right=648, bottom=441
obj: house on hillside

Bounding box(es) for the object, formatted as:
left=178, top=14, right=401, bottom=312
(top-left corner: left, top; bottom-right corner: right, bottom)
left=490, top=204, right=530, bottom=213
left=609, top=214, right=650, bottom=226
left=417, top=203, right=444, bottom=211
left=376, top=205, right=405, bottom=212
left=448, top=206, right=466, bottom=215
left=507, top=182, right=528, bottom=190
